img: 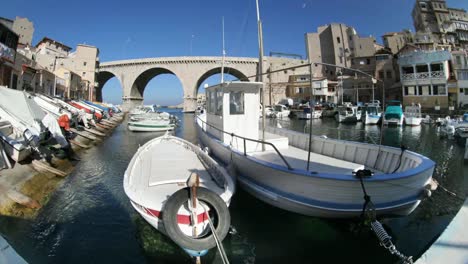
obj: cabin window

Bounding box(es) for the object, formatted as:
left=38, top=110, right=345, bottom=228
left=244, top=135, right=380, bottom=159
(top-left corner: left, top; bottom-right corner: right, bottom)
left=209, top=91, right=216, bottom=114
left=215, top=89, right=223, bottom=115
left=229, top=91, right=244, bottom=115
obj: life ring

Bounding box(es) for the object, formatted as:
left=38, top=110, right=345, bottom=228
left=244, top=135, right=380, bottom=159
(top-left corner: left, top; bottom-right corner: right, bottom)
left=162, top=187, right=230, bottom=252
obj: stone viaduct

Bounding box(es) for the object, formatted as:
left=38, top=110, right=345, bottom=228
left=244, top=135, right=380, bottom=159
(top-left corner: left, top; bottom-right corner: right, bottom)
left=97, top=56, right=308, bottom=112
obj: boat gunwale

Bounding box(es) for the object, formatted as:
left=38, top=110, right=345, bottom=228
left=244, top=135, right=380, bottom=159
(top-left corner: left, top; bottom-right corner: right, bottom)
left=196, top=117, right=435, bottom=182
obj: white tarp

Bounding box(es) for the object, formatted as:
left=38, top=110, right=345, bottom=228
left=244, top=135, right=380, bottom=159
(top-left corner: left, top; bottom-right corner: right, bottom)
left=41, top=113, right=68, bottom=147
left=0, top=86, right=45, bottom=136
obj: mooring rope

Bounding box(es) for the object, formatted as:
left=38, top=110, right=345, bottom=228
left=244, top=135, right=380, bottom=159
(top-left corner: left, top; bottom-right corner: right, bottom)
left=200, top=202, right=230, bottom=264
left=354, top=169, right=413, bottom=264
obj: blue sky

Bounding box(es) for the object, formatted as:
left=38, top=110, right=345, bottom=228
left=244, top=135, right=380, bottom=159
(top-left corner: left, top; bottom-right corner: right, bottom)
left=2, top=0, right=467, bottom=105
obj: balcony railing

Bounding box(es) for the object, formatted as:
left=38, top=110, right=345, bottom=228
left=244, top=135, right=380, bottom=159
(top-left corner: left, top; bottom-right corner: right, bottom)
left=401, top=71, right=445, bottom=80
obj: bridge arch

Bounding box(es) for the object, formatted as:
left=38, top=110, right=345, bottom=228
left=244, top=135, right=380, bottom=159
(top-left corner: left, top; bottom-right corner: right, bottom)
left=130, top=67, right=183, bottom=99
left=96, top=70, right=122, bottom=102
left=194, top=66, right=249, bottom=97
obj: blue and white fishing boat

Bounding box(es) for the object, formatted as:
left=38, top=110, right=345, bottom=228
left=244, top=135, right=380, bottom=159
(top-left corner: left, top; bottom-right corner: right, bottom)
left=383, top=100, right=404, bottom=126
left=196, top=82, right=436, bottom=218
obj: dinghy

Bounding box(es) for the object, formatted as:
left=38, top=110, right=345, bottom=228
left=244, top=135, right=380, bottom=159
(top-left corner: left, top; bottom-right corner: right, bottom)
left=196, top=82, right=436, bottom=218
left=123, top=134, right=234, bottom=256
left=127, top=120, right=175, bottom=132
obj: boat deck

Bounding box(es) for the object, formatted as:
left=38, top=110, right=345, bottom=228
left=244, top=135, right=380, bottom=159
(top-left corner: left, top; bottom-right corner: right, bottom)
left=128, top=139, right=224, bottom=208
left=251, top=144, right=365, bottom=175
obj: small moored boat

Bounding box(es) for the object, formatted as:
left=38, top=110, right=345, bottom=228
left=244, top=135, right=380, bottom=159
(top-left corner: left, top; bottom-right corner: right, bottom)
left=123, top=134, right=235, bottom=256
left=404, top=105, right=422, bottom=126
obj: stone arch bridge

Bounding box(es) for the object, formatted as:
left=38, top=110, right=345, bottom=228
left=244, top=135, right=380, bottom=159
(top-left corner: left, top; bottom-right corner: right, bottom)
left=97, top=56, right=307, bottom=112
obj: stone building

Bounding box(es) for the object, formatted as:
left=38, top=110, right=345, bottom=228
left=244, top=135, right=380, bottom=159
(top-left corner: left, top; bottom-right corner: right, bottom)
left=0, top=17, right=34, bottom=46
left=451, top=50, right=468, bottom=107
left=34, top=37, right=99, bottom=100
left=412, top=0, right=468, bottom=49
left=54, top=67, right=82, bottom=99
left=382, top=30, right=414, bottom=54
left=0, top=21, right=18, bottom=88
left=286, top=75, right=336, bottom=104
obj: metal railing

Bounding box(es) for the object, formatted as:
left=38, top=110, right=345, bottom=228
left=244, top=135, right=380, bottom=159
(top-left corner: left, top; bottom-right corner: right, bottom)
left=196, top=116, right=293, bottom=170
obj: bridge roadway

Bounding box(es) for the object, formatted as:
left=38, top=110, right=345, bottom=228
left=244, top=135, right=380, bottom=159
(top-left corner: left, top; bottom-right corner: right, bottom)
left=97, top=56, right=307, bottom=112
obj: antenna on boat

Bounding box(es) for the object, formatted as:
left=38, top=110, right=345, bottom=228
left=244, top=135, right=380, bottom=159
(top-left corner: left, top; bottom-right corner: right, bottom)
left=256, top=0, right=266, bottom=149
left=221, top=16, right=226, bottom=84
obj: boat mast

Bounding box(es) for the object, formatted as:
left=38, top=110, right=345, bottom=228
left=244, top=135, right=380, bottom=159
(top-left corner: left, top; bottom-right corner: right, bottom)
left=256, top=0, right=266, bottom=148
left=221, top=16, right=226, bottom=83
left=306, top=37, right=314, bottom=171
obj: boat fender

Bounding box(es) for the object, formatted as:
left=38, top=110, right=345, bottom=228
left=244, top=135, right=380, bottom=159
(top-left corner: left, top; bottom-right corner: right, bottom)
left=204, top=147, right=210, bottom=154
left=162, top=187, right=231, bottom=252
left=421, top=188, right=431, bottom=198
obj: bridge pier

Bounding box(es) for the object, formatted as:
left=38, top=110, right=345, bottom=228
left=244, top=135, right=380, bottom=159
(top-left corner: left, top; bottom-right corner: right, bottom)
left=183, top=97, right=197, bottom=113
left=121, top=97, right=143, bottom=112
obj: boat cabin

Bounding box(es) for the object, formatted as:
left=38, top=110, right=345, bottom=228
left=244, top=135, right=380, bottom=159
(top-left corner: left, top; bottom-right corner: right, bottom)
left=205, top=82, right=264, bottom=151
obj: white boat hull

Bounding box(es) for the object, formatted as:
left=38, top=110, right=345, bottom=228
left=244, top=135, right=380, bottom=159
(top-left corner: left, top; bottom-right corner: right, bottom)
left=196, top=119, right=435, bottom=218
left=128, top=123, right=174, bottom=132
left=405, top=117, right=422, bottom=126
left=363, top=115, right=380, bottom=125
left=383, top=117, right=404, bottom=126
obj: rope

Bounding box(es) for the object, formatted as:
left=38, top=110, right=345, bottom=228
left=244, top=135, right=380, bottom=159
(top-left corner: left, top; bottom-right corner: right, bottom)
left=200, top=202, right=230, bottom=264
left=392, top=145, right=407, bottom=173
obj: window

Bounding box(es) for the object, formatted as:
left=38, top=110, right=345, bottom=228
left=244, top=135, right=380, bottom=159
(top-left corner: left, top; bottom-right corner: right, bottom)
left=431, top=63, right=443, bottom=71
left=84, top=62, right=87, bottom=66
left=366, top=59, right=370, bottom=65
left=82, top=72, right=86, bottom=76
left=416, top=65, right=428, bottom=72
left=460, top=88, right=464, bottom=93
left=456, top=56, right=462, bottom=65
left=433, top=84, right=447, bottom=95
left=215, top=89, right=223, bottom=115
left=465, top=88, right=468, bottom=95
left=418, top=85, right=431, bottom=95
left=404, top=86, right=416, bottom=96
left=378, top=71, right=384, bottom=79
left=337, top=37, right=341, bottom=44
left=229, top=92, right=244, bottom=115
left=458, top=70, right=468, bottom=80
left=386, top=71, right=392, bottom=79
left=209, top=91, right=216, bottom=114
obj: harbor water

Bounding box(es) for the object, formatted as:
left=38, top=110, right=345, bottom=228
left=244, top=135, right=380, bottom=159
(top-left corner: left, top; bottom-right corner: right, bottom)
left=0, top=109, right=466, bottom=263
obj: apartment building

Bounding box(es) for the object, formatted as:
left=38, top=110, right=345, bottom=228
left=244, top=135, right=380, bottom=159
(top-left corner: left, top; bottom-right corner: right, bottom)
left=398, top=48, right=452, bottom=108
left=452, top=51, right=468, bottom=107
left=54, top=67, right=83, bottom=99
left=286, top=75, right=337, bottom=104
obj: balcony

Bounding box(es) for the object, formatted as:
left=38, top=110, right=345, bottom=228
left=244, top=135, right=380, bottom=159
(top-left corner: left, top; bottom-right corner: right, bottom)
left=401, top=71, right=445, bottom=81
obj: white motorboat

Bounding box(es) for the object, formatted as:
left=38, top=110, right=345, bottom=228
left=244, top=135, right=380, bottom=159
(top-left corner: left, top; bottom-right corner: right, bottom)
left=383, top=101, right=404, bottom=126
left=404, top=105, right=422, bottom=126
left=297, top=106, right=322, bottom=120
left=0, top=87, right=68, bottom=162
left=123, top=134, right=234, bottom=256
left=361, top=105, right=381, bottom=125
left=196, top=82, right=435, bottom=218
left=270, top=104, right=290, bottom=118
left=127, top=119, right=175, bottom=132
left=335, top=105, right=361, bottom=123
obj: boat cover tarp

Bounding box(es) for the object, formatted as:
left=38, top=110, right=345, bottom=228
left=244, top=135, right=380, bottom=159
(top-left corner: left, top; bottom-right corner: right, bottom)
left=42, top=113, right=68, bottom=147
left=0, top=86, right=45, bottom=135
left=385, top=106, right=402, bottom=116
left=84, top=100, right=108, bottom=111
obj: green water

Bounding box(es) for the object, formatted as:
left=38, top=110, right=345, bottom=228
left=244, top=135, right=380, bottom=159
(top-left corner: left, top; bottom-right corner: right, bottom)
left=0, top=110, right=466, bottom=263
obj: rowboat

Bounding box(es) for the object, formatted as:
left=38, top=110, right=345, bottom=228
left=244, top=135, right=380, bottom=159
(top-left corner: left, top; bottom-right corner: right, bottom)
left=123, top=134, right=235, bottom=256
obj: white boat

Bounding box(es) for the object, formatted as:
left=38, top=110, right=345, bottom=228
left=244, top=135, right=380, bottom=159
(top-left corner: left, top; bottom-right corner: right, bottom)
left=297, top=106, right=322, bottom=120
left=404, top=105, right=422, bottom=126
left=270, top=104, right=290, bottom=118
left=335, top=105, right=361, bottom=123
left=361, top=105, right=381, bottom=125
left=0, top=235, right=27, bottom=264
left=196, top=82, right=435, bottom=218
left=321, top=105, right=338, bottom=118
left=127, top=119, right=175, bottom=132
left=438, top=116, right=456, bottom=137
left=123, top=134, right=234, bottom=256
left=454, top=113, right=468, bottom=143
left=0, top=87, right=68, bottom=162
